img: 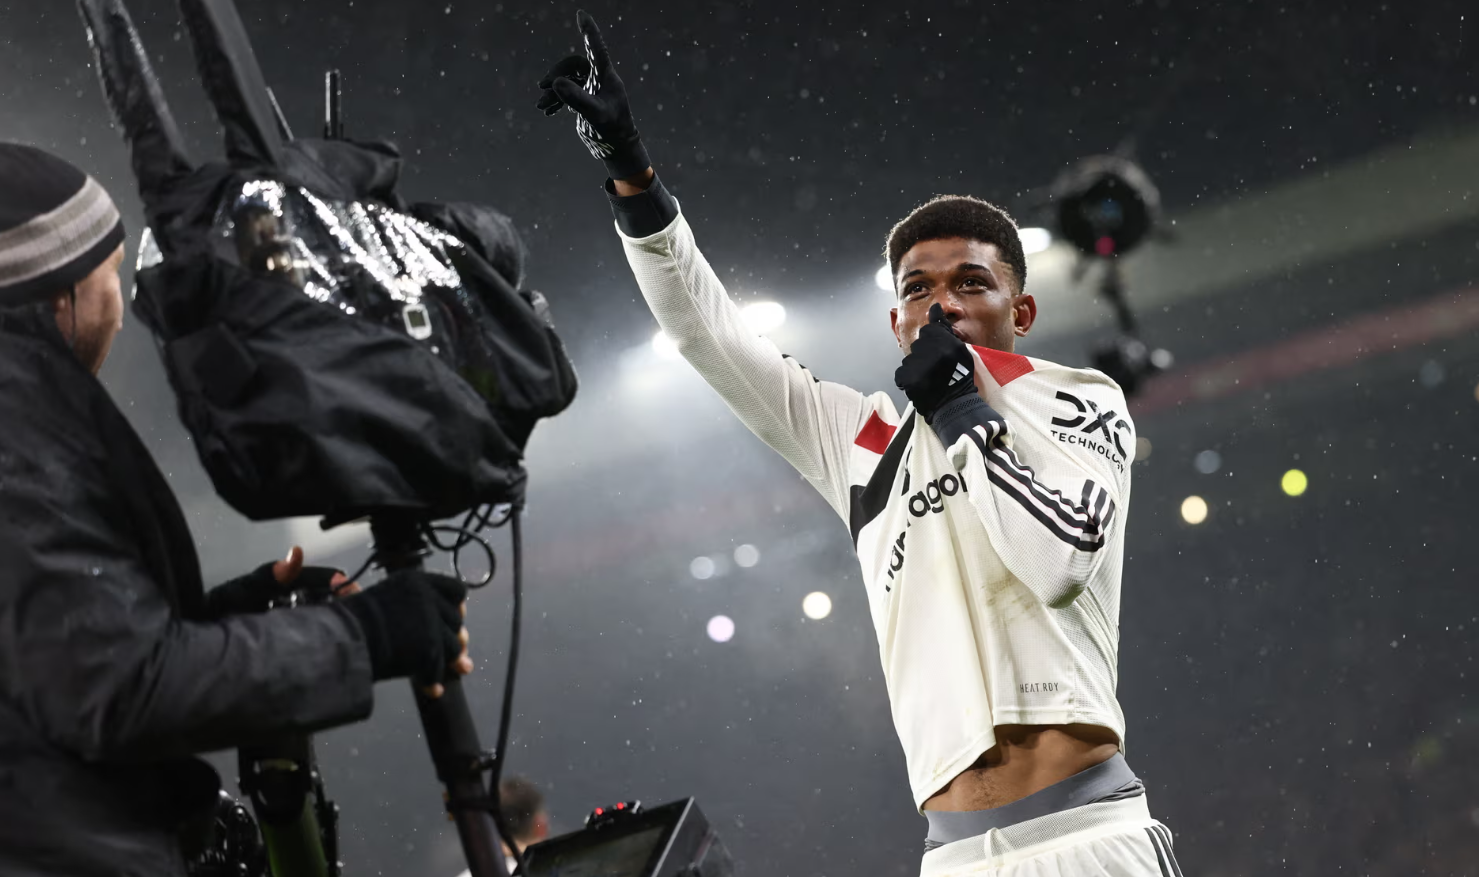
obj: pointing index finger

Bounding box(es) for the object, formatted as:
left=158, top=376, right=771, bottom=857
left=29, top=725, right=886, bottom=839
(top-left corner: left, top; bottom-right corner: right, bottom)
left=576, top=10, right=612, bottom=77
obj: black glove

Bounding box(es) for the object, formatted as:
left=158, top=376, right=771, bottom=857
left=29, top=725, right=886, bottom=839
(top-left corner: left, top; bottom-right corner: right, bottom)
left=340, top=570, right=467, bottom=687
left=536, top=10, right=652, bottom=179
left=895, top=304, right=979, bottom=422
left=204, top=562, right=343, bottom=620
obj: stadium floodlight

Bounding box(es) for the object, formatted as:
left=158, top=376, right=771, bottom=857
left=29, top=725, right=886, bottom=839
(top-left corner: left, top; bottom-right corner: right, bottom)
left=652, top=330, right=682, bottom=360
left=1018, top=226, right=1054, bottom=255
left=741, top=301, right=787, bottom=334
left=875, top=263, right=893, bottom=292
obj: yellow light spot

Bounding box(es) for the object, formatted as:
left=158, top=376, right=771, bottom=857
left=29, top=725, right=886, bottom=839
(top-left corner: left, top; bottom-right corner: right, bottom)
left=1135, top=436, right=1152, bottom=461
left=802, top=591, right=833, bottom=620
left=1282, top=469, right=1308, bottom=497
left=1180, top=495, right=1208, bottom=525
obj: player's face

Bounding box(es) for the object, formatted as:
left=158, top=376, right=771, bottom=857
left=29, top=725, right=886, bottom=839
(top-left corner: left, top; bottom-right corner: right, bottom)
left=889, top=237, right=1036, bottom=356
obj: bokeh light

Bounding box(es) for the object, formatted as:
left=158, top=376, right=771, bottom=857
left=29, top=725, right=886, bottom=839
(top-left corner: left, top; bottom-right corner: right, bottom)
left=1282, top=469, right=1309, bottom=497
left=1135, top=436, right=1152, bottom=461
left=1181, top=495, right=1209, bottom=525
left=689, top=556, right=715, bottom=580
left=706, top=615, right=735, bottom=643
left=802, top=591, right=833, bottom=620
left=733, top=544, right=761, bottom=567
left=1418, top=360, right=1445, bottom=388
left=1194, top=449, right=1222, bottom=474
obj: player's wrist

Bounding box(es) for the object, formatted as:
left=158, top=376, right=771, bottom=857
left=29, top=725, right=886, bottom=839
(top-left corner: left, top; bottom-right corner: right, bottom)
left=612, top=166, right=656, bottom=196
left=928, top=392, right=1003, bottom=449
left=606, top=173, right=678, bottom=238
left=602, top=138, right=652, bottom=183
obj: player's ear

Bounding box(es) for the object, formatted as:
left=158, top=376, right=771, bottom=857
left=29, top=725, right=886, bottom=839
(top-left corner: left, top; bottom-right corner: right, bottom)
left=890, top=306, right=903, bottom=349
left=1013, top=293, right=1037, bottom=337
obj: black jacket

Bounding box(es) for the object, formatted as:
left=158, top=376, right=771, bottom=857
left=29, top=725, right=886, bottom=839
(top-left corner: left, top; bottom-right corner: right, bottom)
left=0, top=307, right=375, bottom=876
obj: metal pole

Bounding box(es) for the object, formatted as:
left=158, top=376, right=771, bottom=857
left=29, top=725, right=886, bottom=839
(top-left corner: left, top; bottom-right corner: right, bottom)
left=1099, top=260, right=1140, bottom=336
left=369, top=512, right=509, bottom=877
left=324, top=69, right=342, bottom=140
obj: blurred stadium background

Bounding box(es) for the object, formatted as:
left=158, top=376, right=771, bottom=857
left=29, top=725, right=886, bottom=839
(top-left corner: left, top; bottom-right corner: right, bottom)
left=3, top=1, right=1476, bottom=874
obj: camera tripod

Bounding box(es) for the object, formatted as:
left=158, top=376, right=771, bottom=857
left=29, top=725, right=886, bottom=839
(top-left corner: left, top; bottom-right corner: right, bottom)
left=234, top=509, right=525, bottom=877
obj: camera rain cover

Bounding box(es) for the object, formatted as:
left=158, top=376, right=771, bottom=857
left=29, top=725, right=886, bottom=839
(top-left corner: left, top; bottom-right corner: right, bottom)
left=80, top=0, right=577, bottom=522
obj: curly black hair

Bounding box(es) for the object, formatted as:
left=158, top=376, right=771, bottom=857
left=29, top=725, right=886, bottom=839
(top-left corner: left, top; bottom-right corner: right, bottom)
left=884, top=195, right=1027, bottom=294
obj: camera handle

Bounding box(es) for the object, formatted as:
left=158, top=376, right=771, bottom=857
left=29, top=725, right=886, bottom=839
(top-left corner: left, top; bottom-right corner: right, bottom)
left=370, top=512, right=513, bottom=877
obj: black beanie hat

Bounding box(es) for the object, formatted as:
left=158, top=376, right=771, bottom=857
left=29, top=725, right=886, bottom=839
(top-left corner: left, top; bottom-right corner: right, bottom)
left=0, top=143, right=125, bottom=307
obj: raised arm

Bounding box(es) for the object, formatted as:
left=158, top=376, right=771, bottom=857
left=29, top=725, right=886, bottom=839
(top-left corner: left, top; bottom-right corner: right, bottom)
left=537, top=12, right=894, bottom=517
left=615, top=185, right=888, bottom=516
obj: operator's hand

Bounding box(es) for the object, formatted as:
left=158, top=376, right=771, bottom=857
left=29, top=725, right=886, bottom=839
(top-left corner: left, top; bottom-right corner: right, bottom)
left=203, top=546, right=359, bottom=620
left=339, top=570, right=472, bottom=699
left=895, top=304, right=978, bottom=423
left=272, top=546, right=362, bottom=597
left=536, top=10, right=652, bottom=180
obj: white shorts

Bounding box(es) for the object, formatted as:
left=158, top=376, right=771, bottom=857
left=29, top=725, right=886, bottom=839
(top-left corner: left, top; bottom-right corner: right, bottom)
left=919, top=796, right=1182, bottom=877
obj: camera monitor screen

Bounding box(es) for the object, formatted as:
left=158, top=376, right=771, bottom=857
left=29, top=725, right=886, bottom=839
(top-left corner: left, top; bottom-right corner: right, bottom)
left=522, top=799, right=692, bottom=877
left=523, top=825, right=667, bottom=877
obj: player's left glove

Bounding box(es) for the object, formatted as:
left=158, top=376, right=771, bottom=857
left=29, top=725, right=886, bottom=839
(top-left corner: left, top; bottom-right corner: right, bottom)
left=895, top=304, right=979, bottom=422
left=535, top=10, right=652, bottom=179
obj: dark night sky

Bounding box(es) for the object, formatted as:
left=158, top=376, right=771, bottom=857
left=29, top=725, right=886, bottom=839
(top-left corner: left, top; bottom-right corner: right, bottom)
left=2, top=1, right=1478, bottom=875
left=6, top=0, right=1475, bottom=356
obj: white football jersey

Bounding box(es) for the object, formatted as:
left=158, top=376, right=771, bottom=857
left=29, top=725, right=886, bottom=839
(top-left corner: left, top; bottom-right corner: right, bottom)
left=618, top=211, right=1135, bottom=810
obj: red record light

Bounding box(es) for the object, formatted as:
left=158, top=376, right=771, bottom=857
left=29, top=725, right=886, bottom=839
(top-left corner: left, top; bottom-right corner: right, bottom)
left=616, top=802, right=625, bottom=810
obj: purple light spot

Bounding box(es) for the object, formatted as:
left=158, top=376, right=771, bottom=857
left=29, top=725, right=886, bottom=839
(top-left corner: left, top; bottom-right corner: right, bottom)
left=706, top=615, right=735, bottom=643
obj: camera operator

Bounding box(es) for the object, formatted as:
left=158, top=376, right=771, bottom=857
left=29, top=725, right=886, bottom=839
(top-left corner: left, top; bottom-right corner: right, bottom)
left=0, top=143, right=474, bottom=877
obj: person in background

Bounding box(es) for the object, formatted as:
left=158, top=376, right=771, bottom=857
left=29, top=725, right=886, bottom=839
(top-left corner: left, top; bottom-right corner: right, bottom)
left=500, top=776, right=551, bottom=871
left=452, top=776, right=549, bottom=876
left=0, top=141, right=474, bottom=877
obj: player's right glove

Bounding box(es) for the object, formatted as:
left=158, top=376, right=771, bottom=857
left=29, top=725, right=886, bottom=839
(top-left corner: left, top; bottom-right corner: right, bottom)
left=895, top=304, right=979, bottom=422
left=536, top=10, right=652, bottom=179
left=897, top=304, right=1011, bottom=450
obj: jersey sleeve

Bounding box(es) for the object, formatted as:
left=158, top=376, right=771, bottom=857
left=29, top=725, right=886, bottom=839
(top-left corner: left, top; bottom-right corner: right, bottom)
left=610, top=178, right=886, bottom=519
left=930, top=362, right=1132, bottom=609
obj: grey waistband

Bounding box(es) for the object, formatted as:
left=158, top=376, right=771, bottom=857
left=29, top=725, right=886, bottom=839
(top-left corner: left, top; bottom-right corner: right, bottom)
left=924, top=753, right=1143, bottom=847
